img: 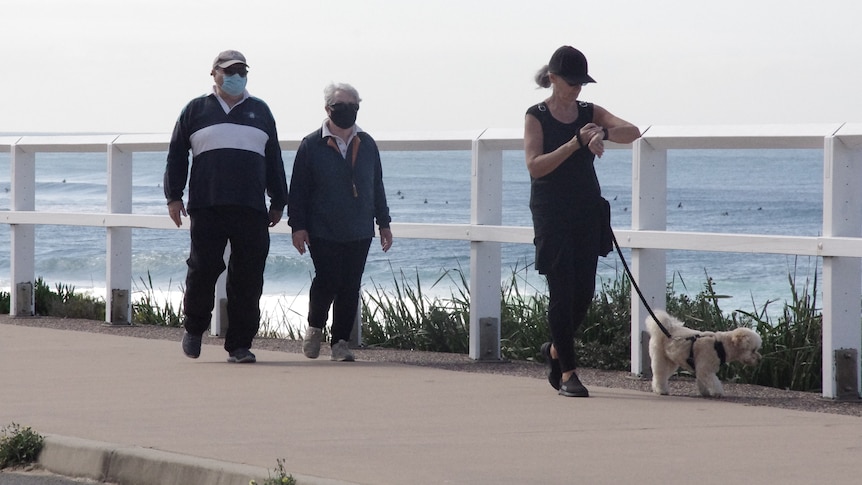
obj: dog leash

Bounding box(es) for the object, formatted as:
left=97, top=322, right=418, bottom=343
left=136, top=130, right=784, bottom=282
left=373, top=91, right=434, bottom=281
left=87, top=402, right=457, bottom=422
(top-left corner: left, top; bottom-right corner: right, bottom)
left=611, top=229, right=673, bottom=338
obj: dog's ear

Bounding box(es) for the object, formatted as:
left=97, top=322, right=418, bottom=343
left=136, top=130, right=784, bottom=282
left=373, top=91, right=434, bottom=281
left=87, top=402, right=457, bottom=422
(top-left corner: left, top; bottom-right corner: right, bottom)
left=732, top=328, right=761, bottom=349
left=731, top=328, right=749, bottom=346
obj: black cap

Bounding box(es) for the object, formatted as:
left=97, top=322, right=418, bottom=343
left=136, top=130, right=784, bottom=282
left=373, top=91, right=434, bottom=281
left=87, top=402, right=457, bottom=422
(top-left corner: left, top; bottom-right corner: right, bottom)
left=548, top=46, right=596, bottom=85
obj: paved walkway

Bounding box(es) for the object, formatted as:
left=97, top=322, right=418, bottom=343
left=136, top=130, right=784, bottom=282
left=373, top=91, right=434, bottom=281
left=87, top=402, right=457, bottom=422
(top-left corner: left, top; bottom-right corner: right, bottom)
left=1, top=322, right=861, bottom=485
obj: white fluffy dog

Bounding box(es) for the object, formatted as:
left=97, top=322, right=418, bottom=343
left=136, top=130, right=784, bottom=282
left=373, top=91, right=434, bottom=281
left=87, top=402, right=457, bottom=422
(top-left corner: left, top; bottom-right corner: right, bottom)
left=646, top=310, right=762, bottom=397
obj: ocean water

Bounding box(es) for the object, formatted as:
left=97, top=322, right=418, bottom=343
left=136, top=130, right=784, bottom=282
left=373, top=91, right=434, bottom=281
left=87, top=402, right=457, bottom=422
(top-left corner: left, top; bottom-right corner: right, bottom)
left=0, top=147, right=826, bottom=323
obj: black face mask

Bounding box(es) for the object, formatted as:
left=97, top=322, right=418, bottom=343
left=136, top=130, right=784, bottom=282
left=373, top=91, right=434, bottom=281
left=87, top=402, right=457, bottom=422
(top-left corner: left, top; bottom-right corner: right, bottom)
left=328, top=102, right=359, bottom=129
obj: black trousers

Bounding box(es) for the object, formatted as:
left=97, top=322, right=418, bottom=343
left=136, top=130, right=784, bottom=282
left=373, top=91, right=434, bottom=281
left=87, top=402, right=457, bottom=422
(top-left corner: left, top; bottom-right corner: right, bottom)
left=307, top=237, right=372, bottom=344
left=183, top=206, right=270, bottom=353
left=545, top=253, right=598, bottom=373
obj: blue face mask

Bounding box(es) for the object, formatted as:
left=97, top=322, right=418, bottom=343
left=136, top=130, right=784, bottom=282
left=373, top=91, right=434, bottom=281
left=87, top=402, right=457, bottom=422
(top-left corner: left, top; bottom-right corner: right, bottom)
left=220, top=74, right=247, bottom=97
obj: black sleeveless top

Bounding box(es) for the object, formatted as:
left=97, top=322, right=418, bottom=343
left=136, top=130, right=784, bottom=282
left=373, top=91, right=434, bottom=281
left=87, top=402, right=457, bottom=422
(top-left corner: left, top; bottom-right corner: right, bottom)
left=526, top=101, right=605, bottom=274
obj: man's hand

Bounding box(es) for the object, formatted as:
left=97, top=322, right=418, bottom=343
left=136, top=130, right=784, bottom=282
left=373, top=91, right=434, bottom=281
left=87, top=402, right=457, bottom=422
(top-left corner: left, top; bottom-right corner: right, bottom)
left=380, top=228, right=393, bottom=252
left=292, top=229, right=310, bottom=255
left=268, top=209, right=283, bottom=227
left=167, top=200, right=187, bottom=227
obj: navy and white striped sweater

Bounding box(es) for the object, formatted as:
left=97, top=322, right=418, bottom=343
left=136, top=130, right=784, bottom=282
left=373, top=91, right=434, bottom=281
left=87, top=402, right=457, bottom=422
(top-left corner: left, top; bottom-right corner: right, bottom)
left=164, top=93, right=288, bottom=215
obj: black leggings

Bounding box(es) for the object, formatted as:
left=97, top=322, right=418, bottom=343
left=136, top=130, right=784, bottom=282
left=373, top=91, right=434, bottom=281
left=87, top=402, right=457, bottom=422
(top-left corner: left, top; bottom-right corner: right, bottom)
left=545, top=254, right=598, bottom=373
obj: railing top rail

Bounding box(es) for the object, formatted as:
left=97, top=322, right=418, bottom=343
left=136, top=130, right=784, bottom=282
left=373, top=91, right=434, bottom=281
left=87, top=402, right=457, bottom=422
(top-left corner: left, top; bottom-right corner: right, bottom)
left=4, top=134, right=121, bottom=153
left=113, top=133, right=170, bottom=153
left=0, top=136, right=22, bottom=147
left=4, top=123, right=862, bottom=153
left=835, top=123, right=862, bottom=146
left=640, top=123, right=845, bottom=150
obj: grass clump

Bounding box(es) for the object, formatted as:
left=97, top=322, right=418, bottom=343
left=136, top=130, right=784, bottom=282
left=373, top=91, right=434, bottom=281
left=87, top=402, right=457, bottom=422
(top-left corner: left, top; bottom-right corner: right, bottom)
left=734, top=263, right=823, bottom=391
left=361, top=265, right=469, bottom=353
left=499, top=263, right=552, bottom=360
left=0, top=277, right=108, bottom=320
left=0, top=423, right=44, bottom=469
left=35, top=277, right=105, bottom=320
left=250, top=458, right=296, bottom=485
left=131, top=272, right=183, bottom=327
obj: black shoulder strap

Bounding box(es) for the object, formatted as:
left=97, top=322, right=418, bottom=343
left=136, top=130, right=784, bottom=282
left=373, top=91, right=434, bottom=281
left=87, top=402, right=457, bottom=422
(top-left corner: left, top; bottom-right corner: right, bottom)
left=714, top=341, right=727, bottom=366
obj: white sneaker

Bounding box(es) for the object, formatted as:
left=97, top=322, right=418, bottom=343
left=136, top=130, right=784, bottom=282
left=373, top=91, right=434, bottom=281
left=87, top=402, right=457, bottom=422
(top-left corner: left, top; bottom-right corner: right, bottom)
left=302, top=326, right=323, bottom=359
left=330, top=339, right=355, bottom=362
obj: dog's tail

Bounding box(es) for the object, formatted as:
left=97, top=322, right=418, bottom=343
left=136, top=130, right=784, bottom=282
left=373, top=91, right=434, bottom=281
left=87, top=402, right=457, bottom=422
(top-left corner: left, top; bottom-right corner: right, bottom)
left=645, top=309, right=682, bottom=341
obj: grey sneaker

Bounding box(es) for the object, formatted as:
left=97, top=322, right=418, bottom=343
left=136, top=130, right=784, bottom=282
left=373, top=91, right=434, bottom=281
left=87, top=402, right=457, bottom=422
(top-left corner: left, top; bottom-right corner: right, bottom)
left=330, top=339, right=355, bottom=362
left=227, top=348, right=256, bottom=363
left=182, top=331, right=202, bottom=359
left=302, top=326, right=323, bottom=359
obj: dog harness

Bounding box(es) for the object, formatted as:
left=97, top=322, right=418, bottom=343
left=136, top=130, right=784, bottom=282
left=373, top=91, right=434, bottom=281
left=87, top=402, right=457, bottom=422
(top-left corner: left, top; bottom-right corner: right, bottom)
left=684, top=335, right=727, bottom=371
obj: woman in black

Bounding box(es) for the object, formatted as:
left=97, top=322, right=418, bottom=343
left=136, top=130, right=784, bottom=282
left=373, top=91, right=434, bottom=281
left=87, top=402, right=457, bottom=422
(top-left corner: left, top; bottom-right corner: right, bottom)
left=525, top=46, right=640, bottom=397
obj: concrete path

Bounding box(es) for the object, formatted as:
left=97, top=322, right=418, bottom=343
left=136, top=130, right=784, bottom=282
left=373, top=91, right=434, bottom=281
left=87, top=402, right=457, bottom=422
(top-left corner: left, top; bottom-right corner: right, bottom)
left=1, top=323, right=860, bottom=485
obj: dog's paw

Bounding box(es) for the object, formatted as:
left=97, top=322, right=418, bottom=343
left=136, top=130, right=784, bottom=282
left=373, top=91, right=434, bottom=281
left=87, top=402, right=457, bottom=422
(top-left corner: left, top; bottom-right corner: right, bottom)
left=651, top=381, right=670, bottom=395
left=698, top=387, right=724, bottom=398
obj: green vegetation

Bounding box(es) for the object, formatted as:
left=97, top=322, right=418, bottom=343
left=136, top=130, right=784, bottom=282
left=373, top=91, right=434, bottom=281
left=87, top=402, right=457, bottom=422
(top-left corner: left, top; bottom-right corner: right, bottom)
left=359, top=262, right=830, bottom=393
left=35, top=277, right=105, bottom=320
left=361, top=265, right=470, bottom=354
left=131, top=272, right=183, bottom=327
left=0, top=423, right=44, bottom=469
left=0, top=261, right=837, bottom=392
left=250, top=458, right=296, bottom=485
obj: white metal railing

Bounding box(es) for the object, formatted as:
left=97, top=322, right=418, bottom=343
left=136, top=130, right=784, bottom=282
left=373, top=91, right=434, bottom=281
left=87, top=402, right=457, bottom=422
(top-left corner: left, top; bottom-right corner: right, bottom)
left=2, top=124, right=861, bottom=399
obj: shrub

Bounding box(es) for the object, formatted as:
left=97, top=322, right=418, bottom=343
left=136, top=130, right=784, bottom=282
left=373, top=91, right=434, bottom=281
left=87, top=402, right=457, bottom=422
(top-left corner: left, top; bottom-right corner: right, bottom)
left=34, top=277, right=105, bottom=320
left=0, top=423, right=44, bottom=469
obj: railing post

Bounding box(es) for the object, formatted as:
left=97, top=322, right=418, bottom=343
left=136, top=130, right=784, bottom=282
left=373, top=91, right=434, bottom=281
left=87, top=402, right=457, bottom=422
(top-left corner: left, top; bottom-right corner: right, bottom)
left=469, top=137, right=503, bottom=361
left=821, top=133, right=862, bottom=399
left=630, top=137, right=667, bottom=376
left=210, top=242, right=230, bottom=336
left=106, top=143, right=133, bottom=325
left=10, top=144, right=35, bottom=317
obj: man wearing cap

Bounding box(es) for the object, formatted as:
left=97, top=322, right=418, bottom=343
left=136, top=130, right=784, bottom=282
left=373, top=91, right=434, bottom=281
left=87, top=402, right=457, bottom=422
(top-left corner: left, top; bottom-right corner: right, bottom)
left=164, top=50, right=288, bottom=364
left=525, top=46, right=640, bottom=397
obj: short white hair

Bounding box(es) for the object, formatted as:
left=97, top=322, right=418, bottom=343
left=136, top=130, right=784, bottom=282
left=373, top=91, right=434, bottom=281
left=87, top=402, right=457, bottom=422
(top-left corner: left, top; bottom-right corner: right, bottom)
left=324, top=83, right=361, bottom=105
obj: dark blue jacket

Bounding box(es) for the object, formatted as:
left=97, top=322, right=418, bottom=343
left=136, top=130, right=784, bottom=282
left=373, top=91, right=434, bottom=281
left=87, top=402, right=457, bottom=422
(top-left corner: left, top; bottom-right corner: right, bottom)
left=288, top=129, right=390, bottom=242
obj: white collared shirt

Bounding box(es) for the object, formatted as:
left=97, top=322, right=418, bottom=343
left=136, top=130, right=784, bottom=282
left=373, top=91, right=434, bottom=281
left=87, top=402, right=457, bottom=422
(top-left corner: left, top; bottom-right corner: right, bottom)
left=321, top=119, right=363, bottom=158
left=211, top=86, right=250, bottom=114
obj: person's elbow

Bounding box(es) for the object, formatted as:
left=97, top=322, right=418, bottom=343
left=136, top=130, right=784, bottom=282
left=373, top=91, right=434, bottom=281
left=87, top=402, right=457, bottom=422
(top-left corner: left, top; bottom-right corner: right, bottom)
left=615, top=125, right=641, bottom=144
left=525, top=159, right=547, bottom=179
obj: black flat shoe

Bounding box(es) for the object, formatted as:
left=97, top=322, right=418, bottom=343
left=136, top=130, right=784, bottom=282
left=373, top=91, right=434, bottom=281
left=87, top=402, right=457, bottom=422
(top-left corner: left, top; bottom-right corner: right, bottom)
left=540, top=342, right=562, bottom=390
left=559, top=372, right=589, bottom=397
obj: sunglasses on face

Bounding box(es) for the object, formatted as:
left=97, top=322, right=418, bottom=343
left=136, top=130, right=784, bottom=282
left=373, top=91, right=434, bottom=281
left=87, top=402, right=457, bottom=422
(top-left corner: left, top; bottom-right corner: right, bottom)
left=328, top=102, right=360, bottom=111
left=219, top=66, right=248, bottom=77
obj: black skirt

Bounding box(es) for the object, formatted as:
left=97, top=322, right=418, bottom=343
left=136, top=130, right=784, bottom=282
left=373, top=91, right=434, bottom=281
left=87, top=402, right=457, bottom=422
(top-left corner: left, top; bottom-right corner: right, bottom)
left=532, top=197, right=612, bottom=275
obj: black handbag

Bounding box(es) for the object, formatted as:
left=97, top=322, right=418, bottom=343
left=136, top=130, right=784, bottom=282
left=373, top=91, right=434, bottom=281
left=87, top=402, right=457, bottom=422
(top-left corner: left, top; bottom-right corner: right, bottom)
left=599, top=197, right=613, bottom=257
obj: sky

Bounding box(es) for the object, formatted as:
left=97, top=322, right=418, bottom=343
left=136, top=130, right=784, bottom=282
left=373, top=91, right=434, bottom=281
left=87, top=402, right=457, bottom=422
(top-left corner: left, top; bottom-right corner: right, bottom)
left=4, top=0, right=862, bottom=136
